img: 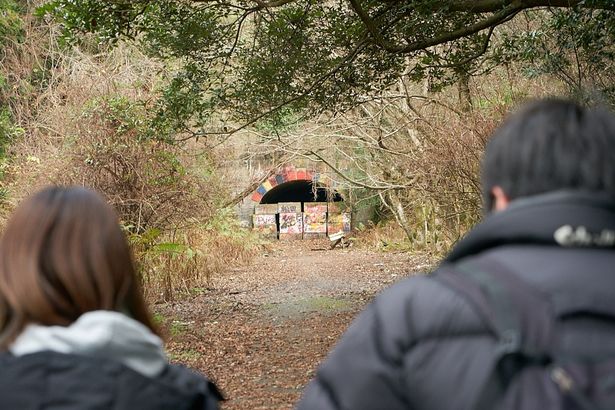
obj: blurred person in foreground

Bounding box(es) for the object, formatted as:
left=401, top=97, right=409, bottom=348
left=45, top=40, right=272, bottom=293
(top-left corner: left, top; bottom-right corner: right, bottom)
left=297, top=98, right=615, bottom=409
left=0, top=186, right=222, bottom=409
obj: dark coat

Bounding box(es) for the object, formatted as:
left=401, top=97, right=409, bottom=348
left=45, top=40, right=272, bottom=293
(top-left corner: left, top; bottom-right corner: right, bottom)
left=0, top=350, right=222, bottom=410
left=297, top=191, right=615, bottom=410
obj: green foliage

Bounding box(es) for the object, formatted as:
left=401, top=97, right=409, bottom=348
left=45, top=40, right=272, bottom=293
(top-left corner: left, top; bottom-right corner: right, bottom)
left=0, top=0, right=25, bottom=161
left=151, top=312, right=166, bottom=327
left=493, top=8, right=615, bottom=106
left=0, top=3, right=259, bottom=301
left=41, top=0, right=614, bottom=133
left=56, top=95, right=216, bottom=241
left=168, top=348, right=200, bottom=362
left=124, top=205, right=263, bottom=302
left=0, top=106, right=21, bottom=202
left=0, top=0, right=24, bottom=50
left=0, top=107, right=23, bottom=158
left=36, top=1, right=148, bottom=44
left=128, top=227, right=198, bottom=265
left=42, top=0, right=615, bottom=132
left=83, top=95, right=176, bottom=142
left=204, top=207, right=266, bottom=250
left=169, top=321, right=191, bottom=337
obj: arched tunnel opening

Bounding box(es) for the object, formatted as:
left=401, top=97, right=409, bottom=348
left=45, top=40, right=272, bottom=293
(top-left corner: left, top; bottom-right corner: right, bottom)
left=260, top=180, right=343, bottom=209
left=256, top=180, right=346, bottom=238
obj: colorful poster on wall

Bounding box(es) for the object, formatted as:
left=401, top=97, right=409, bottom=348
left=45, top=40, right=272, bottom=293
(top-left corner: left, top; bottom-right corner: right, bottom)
left=327, top=213, right=344, bottom=235
left=278, top=202, right=301, bottom=214
left=255, top=204, right=279, bottom=215
left=279, top=213, right=303, bottom=234
left=304, top=203, right=327, bottom=235
left=328, top=212, right=352, bottom=236
left=304, top=202, right=328, bottom=216
left=252, top=214, right=277, bottom=238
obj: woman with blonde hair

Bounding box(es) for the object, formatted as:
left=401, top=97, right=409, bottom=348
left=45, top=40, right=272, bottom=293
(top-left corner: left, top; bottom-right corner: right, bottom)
left=0, top=186, right=222, bottom=409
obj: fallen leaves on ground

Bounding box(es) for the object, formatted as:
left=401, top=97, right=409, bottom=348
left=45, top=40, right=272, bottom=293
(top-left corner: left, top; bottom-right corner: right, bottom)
left=155, top=241, right=434, bottom=409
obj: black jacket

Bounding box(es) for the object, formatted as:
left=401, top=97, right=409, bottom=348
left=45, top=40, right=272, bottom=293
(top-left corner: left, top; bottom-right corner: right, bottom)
left=0, top=351, right=222, bottom=410
left=297, top=191, right=615, bottom=410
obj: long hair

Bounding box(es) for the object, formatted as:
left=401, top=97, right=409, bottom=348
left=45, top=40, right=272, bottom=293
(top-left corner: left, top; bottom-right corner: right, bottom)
left=0, top=186, right=157, bottom=349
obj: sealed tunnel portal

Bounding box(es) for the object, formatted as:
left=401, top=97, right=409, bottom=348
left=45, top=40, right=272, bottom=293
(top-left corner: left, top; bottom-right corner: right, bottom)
left=260, top=180, right=343, bottom=206
left=249, top=169, right=351, bottom=239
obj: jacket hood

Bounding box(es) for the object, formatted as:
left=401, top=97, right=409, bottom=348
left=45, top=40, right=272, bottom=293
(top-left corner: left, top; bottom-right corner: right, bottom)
left=9, top=310, right=166, bottom=378
left=446, top=190, right=615, bottom=263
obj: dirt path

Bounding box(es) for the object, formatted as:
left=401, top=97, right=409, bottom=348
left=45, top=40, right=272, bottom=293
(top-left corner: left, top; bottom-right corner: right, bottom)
left=156, top=241, right=432, bottom=409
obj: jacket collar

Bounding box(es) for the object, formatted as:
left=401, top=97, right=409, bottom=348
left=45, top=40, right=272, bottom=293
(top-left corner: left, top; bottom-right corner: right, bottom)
left=9, top=310, right=167, bottom=378
left=446, top=191, right=615, bottom=263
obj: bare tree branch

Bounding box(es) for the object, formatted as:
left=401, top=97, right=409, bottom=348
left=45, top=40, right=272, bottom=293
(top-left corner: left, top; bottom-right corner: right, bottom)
left=220, top=168, right=276, bottom=208
left=309, top=150, right=412, bottom=190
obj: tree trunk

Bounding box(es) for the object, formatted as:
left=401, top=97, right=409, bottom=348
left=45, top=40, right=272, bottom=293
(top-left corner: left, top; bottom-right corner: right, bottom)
left=379, top=190, right=413, bottom=242
left=458, top=73, right=473, bottom=112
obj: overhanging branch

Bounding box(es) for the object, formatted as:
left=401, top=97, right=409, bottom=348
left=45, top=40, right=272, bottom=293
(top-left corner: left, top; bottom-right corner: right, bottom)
left=350, top=0, right=614, bottom=54
left=350, top=0, right=524, bottom=54
left=445, top=0, right=615, bottom=13
left=309, top=150, right=412, bottom=190
left=183, top=37, right=369, bottom=141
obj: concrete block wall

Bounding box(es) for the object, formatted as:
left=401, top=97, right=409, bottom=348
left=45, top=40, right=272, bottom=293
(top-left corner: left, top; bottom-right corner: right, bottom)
left=237, top=164, right=374, bottom=232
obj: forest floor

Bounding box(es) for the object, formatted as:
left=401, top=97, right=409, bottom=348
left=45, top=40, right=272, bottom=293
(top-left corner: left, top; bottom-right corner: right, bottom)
left=155, top=240, right=434, bottom=410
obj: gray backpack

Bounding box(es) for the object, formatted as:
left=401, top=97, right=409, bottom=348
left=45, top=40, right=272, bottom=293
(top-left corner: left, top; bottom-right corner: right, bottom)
left=436, top=258, right=615, bottom=410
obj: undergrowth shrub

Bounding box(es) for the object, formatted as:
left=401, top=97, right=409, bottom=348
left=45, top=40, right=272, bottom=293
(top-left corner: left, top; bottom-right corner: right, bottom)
left=47, top=96, right=253, bottom=301
left=56, top=96, right=212, bottom=233
left=135, top=209, right=264, bottom=302
left=408, top=105, right=498, bottom=245
left=0, top=0, right=23, bottom=49
left=1, top=6, right=262, bottom=301
left=315, top=92, right=500, bottom=254
left=314, top=80, right=541, bottom=255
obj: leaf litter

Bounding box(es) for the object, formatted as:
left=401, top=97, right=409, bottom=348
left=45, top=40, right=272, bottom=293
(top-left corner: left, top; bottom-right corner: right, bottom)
left=155, top=240, right=432, bottom=409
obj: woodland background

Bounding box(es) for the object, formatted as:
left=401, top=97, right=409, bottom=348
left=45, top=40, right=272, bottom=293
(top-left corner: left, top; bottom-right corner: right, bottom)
left=1, top=0, right=613, bottom=299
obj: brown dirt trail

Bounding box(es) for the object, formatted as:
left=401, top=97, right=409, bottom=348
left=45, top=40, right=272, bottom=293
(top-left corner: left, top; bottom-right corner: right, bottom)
left=156, top=241, right=431, bottom=410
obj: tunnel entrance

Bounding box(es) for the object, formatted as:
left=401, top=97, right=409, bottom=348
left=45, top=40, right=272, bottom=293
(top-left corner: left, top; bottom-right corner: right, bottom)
left=251, top=177, right=350, bottom=240
left=260, top=180, right=343, bottom=209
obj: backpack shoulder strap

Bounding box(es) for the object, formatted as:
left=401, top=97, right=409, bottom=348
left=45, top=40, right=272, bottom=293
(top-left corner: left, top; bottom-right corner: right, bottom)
left=435, top=256, right=554, bottom=355
left=434, top=256, right=614, bottom=410
left=434, top=257, right=555, bottom=409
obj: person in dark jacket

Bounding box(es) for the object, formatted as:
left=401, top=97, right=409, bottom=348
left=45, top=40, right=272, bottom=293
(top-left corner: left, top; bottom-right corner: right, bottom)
left=296, top=99, right=615, bottom=410
left=0, top=186, right=222, bottom=409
